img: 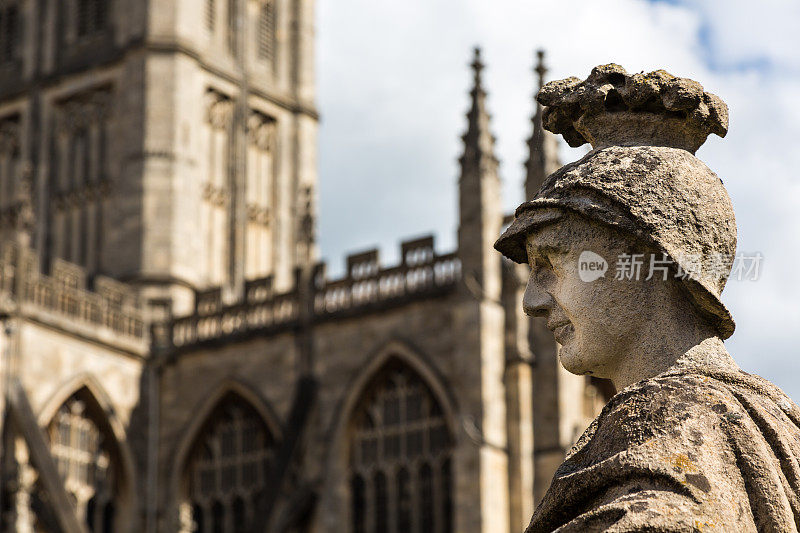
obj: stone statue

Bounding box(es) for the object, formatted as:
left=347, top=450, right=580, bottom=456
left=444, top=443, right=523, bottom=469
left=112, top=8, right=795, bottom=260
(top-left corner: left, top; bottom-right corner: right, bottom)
left=495, top=65, right=800, bottom=532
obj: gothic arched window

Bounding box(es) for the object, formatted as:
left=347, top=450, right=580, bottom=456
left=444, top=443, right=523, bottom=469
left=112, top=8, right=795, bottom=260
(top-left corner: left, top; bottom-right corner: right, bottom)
left=0, top=115, right=20, bottom=215
left=76, top=0, right=107, bottom=38
left=206, top=0, right=215, bottom=31
left=257, top=1, right=276, bottom=65
left=227, top=0, right=237, bottom=54
left=349, top=360, right=453, bottom=533
left=0, top=1, right=20, bottom=65
left=182, top=393, right=275, bottom=533
left=47, top=389, right=119, bottom=533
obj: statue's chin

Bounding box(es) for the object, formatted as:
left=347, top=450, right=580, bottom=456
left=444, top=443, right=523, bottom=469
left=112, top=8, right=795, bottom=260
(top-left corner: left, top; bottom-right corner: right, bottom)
left=558, top=346, right=591, bottom=376
left=558, top=345, right=609, bottom=379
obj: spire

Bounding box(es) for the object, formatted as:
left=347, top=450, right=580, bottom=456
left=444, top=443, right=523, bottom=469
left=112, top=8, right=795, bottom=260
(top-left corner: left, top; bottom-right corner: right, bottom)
left=534, top=49, right=547, bottom=92
left=460, top=47, right=498, bottom=171
left=525, top=49, right=561, bottom=200
left=457, top=46, right=502, bottom=297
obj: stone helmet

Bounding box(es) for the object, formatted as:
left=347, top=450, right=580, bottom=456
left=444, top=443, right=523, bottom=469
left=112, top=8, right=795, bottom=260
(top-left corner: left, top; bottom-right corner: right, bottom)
left=495, top=64, right=737, bottom=339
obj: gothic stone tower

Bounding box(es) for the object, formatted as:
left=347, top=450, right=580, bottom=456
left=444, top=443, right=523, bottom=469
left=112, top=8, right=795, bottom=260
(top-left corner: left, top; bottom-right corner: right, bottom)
left=0, top=0, right=318, bottom=315
left=139, top=0, right=318, bottom=313
left=0, top=1, right=317, bottom=531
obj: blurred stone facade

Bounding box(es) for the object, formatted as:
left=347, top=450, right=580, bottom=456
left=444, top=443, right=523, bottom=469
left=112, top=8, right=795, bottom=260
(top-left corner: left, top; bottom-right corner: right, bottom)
left=0, top=2, right=611, bottom=532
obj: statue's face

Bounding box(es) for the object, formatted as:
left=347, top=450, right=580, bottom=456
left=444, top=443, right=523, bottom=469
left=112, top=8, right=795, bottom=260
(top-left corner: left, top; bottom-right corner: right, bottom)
left=523, top=214, right=667, bottom=379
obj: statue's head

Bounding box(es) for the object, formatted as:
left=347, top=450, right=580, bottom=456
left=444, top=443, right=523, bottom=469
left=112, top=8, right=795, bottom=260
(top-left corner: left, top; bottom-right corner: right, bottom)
left=495, top=64, right=736, bottom=379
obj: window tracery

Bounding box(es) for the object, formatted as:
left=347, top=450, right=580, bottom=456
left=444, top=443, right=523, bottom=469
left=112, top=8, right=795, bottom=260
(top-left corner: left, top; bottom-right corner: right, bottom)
left=0, top=1, right=20, bottom=65
left=76, top=0, right=107, bottom=38
left=0, top=115, right=21, bottom=233
left=257, top=1, right=276, bottom=66
left=49, top=88, right=111, bottom=273
left=182, top=394, right=275, bottom=533
left=349, top=360, right=453, bottom=533
left=61, top=0, right=108, bottom=47
left=227, top=0, right=237, bottom=54
left=206, top=0, right=216, bottom=31
left=47, top=391, right=118, bottom=533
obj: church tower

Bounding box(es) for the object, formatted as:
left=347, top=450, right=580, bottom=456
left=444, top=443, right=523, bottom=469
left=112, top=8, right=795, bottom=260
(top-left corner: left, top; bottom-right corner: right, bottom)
left=501, top=50, right=563, bottom=530
left=0, top=0, right=318, bottom=314
left=454, top=48, right=510, bottom=533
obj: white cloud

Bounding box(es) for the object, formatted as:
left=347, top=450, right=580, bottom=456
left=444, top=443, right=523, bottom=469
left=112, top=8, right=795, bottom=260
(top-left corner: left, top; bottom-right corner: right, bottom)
left=676, top=0, right=800, bottom=72
left=316, top=0, right=800, bottom=399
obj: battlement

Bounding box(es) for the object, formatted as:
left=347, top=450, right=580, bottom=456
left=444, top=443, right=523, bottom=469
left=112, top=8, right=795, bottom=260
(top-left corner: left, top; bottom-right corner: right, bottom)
left=164, top=235, right=462, bottom=350
left=0, top=243, right=147, bottom=351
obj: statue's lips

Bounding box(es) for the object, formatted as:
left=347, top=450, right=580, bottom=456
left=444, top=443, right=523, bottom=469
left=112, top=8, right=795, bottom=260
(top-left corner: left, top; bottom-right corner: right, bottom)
left=547, top=319, right=570, bottom=331
left=548, top=320, right=574, bottom=343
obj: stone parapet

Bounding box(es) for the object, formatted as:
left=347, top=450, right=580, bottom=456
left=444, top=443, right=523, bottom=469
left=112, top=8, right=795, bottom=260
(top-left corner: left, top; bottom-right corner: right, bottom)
left=0, top=243, right=147, bottom=353
left=165, top=235, right=462, bottom=350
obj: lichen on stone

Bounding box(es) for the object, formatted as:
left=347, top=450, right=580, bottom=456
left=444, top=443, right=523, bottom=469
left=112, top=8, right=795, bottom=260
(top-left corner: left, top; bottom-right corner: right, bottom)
left=537, top=64, right=729, bottom=149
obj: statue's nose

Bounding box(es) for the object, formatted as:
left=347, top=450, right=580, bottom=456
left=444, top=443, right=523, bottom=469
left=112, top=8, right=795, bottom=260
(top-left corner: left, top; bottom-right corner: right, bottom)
left=522, top=276, right=553, bottom=318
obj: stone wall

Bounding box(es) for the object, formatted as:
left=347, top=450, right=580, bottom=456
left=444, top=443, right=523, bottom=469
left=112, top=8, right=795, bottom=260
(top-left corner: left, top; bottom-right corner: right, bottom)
left=158, top=287, right=510, bottom=532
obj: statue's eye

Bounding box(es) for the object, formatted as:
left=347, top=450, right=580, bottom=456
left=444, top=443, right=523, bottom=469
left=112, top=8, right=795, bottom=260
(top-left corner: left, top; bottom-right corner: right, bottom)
left=536, top=254, right=552, bottom=270
left=532, top=256, right=553, bottom=281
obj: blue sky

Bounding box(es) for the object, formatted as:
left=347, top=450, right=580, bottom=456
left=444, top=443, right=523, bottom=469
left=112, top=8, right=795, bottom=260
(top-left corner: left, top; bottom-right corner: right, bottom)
left=315, top=0, right=800, bottom=399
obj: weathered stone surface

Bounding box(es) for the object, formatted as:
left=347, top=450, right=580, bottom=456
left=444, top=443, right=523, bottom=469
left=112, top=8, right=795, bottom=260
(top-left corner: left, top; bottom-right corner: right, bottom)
left=537, top=64, right=728, bottom=152
left=497, top=65, right=800, bottom=532
left=496, top=144, right=737, bottom=339
left=527, top=360, right=800, bottom=532
left=497, top=65, right=737, bottom=339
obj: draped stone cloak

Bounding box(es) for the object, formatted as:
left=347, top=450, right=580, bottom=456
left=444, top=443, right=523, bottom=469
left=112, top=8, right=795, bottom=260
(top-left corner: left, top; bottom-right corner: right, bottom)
left=526, top=360, right=800, bottom=532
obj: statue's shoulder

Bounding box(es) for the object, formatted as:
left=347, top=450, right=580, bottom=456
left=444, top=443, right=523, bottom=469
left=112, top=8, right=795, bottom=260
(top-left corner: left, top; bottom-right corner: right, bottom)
left=540, top=368, right=800, bottom=533
left=564, top=373, right=724, bottom=463
left=608, top=368, right=797, bottom=420
left=604, top=370, right=738, bottom=422
left=612, top=366, right=796, bottom=410
left=584, top=367, right=800, bottom=453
